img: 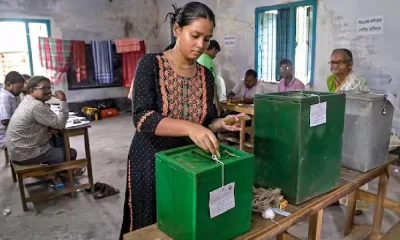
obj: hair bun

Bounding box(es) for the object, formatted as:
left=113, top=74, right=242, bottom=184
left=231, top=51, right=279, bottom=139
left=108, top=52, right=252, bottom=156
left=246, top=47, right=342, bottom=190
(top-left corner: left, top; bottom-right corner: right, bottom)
left=165, top=4, right=181, bottom=24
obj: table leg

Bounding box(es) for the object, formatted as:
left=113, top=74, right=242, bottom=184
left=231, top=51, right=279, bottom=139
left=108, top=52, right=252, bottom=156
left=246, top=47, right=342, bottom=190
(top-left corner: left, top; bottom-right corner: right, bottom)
left=251, top=116, right=255, bottom=145
left=344, top=191, right=357, bottom=236
left=308, top=209, right=324, bottom=240
left=370, top=167, right=389, bottom=240
left=64, top=133, right=75, bottom=198
left=84, top=128, right=94, bottom=193
left=239, top=120, right=246, bottom=150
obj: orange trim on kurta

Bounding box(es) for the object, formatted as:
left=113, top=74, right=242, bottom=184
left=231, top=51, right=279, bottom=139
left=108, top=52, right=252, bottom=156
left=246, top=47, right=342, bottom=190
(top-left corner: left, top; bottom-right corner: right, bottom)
left=128, top=160, right=133, bottom=232
left=156, top=55, right=169, bottom=116
left=137, top=110, right=155, bottom=132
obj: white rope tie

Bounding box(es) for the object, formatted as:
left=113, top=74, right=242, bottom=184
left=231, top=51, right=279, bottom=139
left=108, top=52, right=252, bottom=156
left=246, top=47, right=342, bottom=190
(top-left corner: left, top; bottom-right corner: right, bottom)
left=212, top=155, right=225, bottom=187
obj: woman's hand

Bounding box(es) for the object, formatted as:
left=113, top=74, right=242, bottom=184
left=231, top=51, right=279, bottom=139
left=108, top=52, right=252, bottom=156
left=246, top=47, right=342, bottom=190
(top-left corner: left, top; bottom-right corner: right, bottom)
left=220, top=113, right=249, bottom=132
left=188, top=124, right=219, bottom=156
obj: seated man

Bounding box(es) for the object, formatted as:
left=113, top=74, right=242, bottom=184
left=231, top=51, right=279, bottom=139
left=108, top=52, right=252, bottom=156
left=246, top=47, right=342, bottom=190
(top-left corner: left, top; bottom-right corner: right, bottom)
left=277, top=59, right=305, bottom=92
left=20, top=74, right=31, bottom=101
left=0, top=71, right=25, bottom=149
left=228, top=69, right=265, bottom=104
left=6, top=76, right=77, bottom=165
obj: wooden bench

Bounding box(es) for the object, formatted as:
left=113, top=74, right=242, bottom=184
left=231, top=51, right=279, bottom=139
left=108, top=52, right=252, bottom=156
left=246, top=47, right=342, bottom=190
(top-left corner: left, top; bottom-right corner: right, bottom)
left=12, top=159, right=91, bottom=211
left=10, top=126, right=94, bottom=211
left=381, top=220, right=400, bottom=240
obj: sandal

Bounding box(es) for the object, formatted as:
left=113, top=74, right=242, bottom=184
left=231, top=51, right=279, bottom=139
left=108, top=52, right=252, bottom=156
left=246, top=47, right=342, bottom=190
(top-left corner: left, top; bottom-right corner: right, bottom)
left=74, top=168, right=86, bottom=177
left=85, top=182, right=105, bottom=193
left=93, top=184, right=120, bottom=200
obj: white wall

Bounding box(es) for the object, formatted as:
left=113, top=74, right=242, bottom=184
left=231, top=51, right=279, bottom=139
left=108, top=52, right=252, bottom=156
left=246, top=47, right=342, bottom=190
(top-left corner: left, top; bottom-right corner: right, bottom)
left=0, top=0, right=160, bottom=102
left=158, top=0, right=400, bottom=129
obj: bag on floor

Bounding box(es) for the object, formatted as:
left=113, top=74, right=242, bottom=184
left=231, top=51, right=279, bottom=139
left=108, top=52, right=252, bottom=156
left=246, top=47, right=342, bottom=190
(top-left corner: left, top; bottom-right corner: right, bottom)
left=100, top=108, right=119, bottom=119
left=81, top=107, right=100, bottom=121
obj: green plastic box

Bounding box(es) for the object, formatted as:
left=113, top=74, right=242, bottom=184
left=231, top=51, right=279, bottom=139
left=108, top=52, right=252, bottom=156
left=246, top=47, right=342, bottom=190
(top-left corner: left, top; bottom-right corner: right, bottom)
left=156, top=144, right=254, bottom=240
left=254, top=91, right=346, bottom=205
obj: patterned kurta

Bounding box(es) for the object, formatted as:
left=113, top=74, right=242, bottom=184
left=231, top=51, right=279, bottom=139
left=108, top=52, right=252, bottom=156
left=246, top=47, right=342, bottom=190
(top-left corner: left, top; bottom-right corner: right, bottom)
left=119, top=54, right=217, bottom=239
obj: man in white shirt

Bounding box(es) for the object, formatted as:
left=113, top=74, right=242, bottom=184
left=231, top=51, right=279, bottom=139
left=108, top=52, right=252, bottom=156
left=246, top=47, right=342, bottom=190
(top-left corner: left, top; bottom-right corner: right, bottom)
left=227, top=69, right=265, bottom=104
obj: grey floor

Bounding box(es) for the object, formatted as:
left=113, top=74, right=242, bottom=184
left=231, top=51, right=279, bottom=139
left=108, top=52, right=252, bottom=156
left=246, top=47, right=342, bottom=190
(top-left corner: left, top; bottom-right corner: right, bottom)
left=0, top=113, right=399, bottom=240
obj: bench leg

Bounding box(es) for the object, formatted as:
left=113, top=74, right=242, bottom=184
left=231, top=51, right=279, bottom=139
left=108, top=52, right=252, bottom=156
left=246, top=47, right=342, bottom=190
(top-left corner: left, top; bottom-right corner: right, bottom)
left=4, top=148, right=9, bottom=166
left=10, top=163, right=17, bottom=183
left=84, top=128, right=95, bottom=193
left=308, top=209, right=324, bottom=240
left=344, top=191, right=357, bottom=236
left=370, top=167, right=389, bottom=240
left=17, top=174, right=28, bottom=211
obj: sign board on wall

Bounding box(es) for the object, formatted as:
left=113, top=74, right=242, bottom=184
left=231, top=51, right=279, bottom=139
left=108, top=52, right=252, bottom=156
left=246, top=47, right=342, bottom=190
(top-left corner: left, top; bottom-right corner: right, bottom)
left=224, top=35, right=237, bottom=47
left=357, top=16, right=384, bottom=36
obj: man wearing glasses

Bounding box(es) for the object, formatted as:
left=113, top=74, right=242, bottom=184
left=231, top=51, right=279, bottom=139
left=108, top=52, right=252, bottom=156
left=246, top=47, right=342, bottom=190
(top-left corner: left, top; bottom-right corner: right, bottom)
left=6, top=76, right=77, bottom=165
left=277, top=59, right=305, bottom=92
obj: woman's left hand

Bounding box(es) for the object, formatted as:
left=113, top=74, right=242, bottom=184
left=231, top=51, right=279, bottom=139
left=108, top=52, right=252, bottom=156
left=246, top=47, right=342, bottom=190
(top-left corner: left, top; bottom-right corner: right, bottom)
left=220, top=113, right=248, bottom=132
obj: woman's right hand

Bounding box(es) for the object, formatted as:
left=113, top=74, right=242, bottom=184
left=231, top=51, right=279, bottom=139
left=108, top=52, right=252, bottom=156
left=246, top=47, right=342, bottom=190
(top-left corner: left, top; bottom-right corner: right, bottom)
left=188, top=124, right=219, bottom=156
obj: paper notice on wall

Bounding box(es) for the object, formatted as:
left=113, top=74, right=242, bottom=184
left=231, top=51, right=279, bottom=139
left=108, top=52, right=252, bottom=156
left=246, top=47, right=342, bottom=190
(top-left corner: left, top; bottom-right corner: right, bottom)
left=310, top=102, right=327, bottom=127
left=357, top=16, right=384, bottom=36
left=209, top=182, right=235, bottom=218
left=224, top=35, right=237, bottom=48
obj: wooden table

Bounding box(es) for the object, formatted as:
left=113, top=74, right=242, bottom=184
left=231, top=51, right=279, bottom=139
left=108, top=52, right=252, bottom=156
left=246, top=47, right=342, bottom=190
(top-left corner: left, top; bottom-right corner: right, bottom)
left=220, top=103, right=255, bottom=150
left=63, top=125, right=95, bottom=195
left=220, top=103, right=254, bottom=115
left=124, top=155, right=398, bottom=240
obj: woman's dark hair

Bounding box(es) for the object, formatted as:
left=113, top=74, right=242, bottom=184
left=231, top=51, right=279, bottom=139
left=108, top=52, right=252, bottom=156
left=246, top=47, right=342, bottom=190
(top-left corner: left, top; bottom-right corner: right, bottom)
left=165, top=42, right=176, bottom=51
left=27, top=76, right=50, bottom=93
left=332, top=48, right=353, bottom=62
left=245, top=69, right=257, bottom=79
left=165, top=2, right=216, bottom=28
left=207, top=40, right=220, bottom=51
left=4, top=71, right=25, bottom=85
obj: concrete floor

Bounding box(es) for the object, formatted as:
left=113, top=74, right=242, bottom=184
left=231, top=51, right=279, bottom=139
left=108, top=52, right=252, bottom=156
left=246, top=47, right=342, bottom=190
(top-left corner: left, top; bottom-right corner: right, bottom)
left=0, top=113, right=399, bottom=240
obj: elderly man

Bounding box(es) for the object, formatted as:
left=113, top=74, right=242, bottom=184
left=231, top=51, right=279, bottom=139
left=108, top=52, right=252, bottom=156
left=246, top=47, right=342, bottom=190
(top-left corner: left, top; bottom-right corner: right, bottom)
left=7, top=76, right=77, bottom=165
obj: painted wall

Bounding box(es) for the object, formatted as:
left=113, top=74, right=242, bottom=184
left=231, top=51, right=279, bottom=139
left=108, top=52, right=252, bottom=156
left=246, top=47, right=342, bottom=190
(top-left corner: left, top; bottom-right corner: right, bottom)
left=0, top=0, right=159, bottom=102
left=158, top=0, right=400, bottom=130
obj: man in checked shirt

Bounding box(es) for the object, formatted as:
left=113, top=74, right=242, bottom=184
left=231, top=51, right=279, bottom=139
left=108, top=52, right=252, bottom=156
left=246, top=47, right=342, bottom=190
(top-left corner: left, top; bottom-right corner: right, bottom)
left=6, top=76, right=77, bottom=165
left=0, top=71, right=25, bottom=150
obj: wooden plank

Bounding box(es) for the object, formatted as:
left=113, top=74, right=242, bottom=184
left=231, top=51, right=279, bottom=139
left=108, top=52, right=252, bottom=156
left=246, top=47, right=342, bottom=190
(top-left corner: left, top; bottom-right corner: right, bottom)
left=277, top=232, right=301, bottom=240
left=309, top=155, right=398, bottom=215
left=123, top=224, right=171, bottom=240
left=220, top=103, right=254, bottom=115
left=357, top=190, right=400, bottom=214
left=19, top=159, right=88, bottom=178
left=382, top=221, right=400, bottom=240
left=25, top=183, right=91, bottom=203
left=345, top=191, right=358, bottom=236
left=342, top=225, right=371, bottom=240
left=371, top=167, right=389, bottom=240
left=308, top=209, right=323, bottom=240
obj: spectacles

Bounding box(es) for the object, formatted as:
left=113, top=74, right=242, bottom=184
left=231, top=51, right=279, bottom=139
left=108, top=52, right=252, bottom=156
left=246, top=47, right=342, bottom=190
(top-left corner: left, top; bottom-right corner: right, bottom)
left=33, top=86, right=52, bottom=91
left=329, top=60, right=348, bottom=65
left=280, top=66, right=291, bottom=71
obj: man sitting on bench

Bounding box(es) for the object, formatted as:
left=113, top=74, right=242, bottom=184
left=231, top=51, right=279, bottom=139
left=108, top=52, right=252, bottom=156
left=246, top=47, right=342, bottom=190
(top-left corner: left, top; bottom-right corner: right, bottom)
left=6, top=76, right=77, bottom=165
left=0, top=71, right=25, bottom=151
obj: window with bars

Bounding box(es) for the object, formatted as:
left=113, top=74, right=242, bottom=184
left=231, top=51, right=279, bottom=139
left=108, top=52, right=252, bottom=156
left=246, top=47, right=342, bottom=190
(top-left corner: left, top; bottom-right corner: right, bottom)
left=0, top=19, right=51, bottom=84
left=255, top=1, right=317, bottom=85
